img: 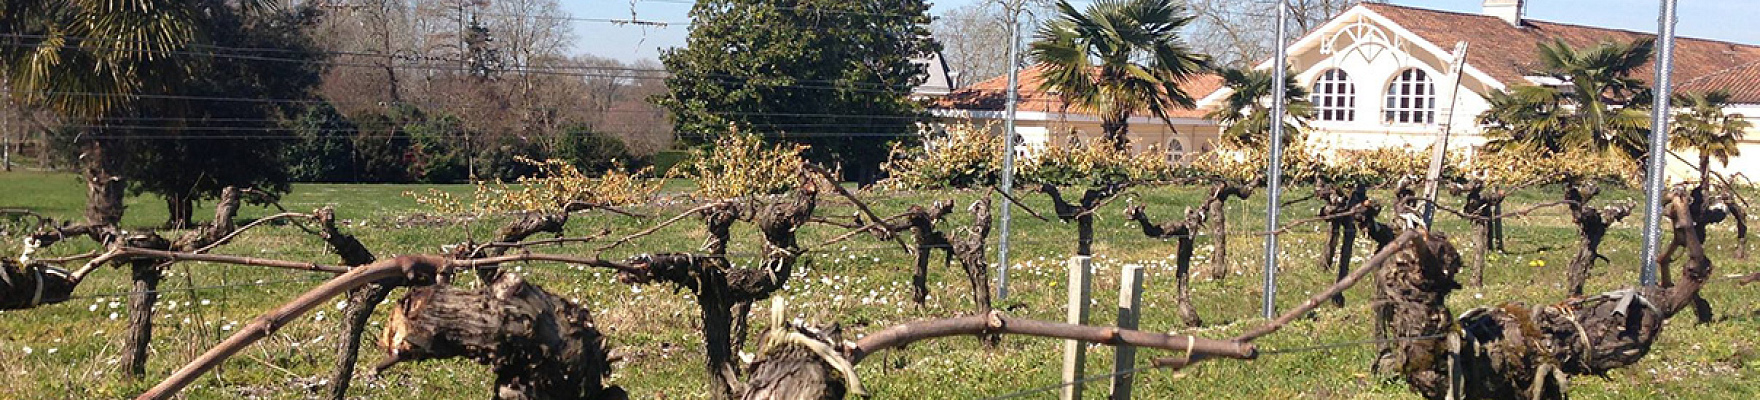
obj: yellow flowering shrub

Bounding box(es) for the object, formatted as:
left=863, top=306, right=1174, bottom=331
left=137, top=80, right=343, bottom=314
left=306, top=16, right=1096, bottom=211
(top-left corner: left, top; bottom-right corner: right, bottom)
left=671, top=133, right=807, bottom=199
left=879, top=122, right=1007, bottom=189
left=1019, top=137, right=1177, bottom=186
left=1467, top=147, right=1636, bottom=187
left=1187, top=141, right=1329, bottom=183
left=1328, top=146, right=1463, bottom=185
left=406, top=157, right=660, bottom=214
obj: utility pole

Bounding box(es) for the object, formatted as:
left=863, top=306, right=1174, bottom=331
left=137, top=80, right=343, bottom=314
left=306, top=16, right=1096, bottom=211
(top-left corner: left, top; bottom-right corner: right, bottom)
left=1261, top=0, right=1290, bottom=319
left=996, top=0, right=1024, bottom=301
left=1420, top=42, right=1470, bottom=226
left=1638, top=0, right=1680, bottom=287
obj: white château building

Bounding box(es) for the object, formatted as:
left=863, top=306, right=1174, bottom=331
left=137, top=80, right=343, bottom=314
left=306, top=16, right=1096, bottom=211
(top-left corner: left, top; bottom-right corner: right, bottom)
left=933, top=0, right=1760, bottom=179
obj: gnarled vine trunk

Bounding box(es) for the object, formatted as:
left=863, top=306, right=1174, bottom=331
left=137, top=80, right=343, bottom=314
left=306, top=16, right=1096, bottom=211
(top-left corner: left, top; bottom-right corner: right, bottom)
left=378, top=272, right=626, bottom=400
left=616, top=188, right=816, bottom=400
left=1124, top=205, right=1204, bottom=327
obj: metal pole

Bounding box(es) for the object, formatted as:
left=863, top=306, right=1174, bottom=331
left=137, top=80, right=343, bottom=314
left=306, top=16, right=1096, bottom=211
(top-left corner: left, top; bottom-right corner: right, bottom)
left=1638, top=0, right=1679, bottom=287
left=1261, top=0, right=1289, bottom=319
left=996, top=1, right=1023, bottom=301
left=1420, top=42, right=1470, bottom=226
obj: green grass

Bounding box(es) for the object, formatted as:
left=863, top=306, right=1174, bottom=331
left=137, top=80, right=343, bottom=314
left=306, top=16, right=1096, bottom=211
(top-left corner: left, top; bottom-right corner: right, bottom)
left=3, top=172, right=1760, bottom=399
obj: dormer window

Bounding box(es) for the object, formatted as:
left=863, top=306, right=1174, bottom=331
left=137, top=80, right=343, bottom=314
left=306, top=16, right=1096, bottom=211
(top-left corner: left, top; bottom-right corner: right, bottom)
left=1384, top=68, right=1435, bottom=124
left=1311, top=69, right=1356, bottom=122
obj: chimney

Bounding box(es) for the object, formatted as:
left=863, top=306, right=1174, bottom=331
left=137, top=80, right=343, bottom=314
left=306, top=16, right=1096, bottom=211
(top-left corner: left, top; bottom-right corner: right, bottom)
left=1482, top=0, right=1525, bottom=26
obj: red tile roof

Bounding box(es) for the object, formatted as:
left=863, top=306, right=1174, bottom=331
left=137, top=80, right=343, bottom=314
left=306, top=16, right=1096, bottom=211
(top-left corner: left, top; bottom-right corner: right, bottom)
left=1362, top=3, right=1760, bottom=103
left=933, top=64, right=1223, bottom=119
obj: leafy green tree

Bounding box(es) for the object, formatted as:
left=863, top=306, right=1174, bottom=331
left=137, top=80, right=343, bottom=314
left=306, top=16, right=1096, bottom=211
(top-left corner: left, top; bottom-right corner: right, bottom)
left=1029, top=0, right=1209, bottom=151
left=653, top=0, right=938, bottom=184
left=555, top=125, right=635, bottom=174
left=1482, top=39, right=1654, bottom=164
left=1205, top=67, right=1312, bottom=147
left=1671, top=90, right=1752, bottom=184
left=350, top=106, right=421, bottom=183
left=1, top=0, right=207, bottom=225
left=285, top=102, right=360, bottom=182
left=125, top=3, right=326, bottom=227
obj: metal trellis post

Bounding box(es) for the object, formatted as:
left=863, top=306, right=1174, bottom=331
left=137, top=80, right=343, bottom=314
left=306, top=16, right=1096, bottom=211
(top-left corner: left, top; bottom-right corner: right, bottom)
left=997, top=0, right=1023, bottom=301
left=1638, top=0, right=1680, bottom=287
left=1261, top=0, right=1290, bottom=319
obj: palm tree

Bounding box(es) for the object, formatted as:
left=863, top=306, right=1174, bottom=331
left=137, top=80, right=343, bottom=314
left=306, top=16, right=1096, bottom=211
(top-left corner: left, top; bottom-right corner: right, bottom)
left=1029, top=0, right=1209, bottom=152
left=1205, top=67, right=1313, bottom=147
left=1479, top=85, right=1575, bottom=153
left=1671, top=90, right=1752, bottom=184
left=1538, top=38, right=1655, bottom=161
left=1476, top=38, right=1655, bottom=163
left=1, top=0, right=205, bottom=225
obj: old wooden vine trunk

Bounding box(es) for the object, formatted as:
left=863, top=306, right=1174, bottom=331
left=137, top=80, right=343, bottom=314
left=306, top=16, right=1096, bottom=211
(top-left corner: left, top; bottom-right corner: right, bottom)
left=379, top=272, right=625, bottom=400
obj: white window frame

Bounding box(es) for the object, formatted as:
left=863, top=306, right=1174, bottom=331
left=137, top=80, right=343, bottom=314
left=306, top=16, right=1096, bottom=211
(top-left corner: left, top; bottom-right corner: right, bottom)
left=1383, top=68, right=1436, bottom=125
left=1311, top=69, right=1357, bottom=122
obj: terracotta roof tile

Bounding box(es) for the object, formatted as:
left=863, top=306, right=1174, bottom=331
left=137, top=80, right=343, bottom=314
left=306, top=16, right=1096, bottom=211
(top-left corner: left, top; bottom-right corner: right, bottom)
left=933, top=64, right=1223, bottom=118
left=1362, top=3, right=1760, bottom=103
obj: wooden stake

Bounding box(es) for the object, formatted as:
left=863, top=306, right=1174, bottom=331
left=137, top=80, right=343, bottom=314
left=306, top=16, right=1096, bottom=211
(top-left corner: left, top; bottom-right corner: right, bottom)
left=1110, top=264, right=1144, bottom=399
left=1063, top=255, right=1093, bottom=400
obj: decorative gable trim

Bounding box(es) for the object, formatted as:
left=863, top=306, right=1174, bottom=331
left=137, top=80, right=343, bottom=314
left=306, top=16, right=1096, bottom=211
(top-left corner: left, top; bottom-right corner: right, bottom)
left=1239, top=6, right=1507, bottom=91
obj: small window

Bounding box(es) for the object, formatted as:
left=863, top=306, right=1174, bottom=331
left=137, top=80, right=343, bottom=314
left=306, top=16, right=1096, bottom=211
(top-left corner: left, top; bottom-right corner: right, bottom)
left=1383, top=68, right=1435, bottom=124
left=1166, top=139, right=1186, bottom=163
left=1311, top=69, right=1356, bottom=122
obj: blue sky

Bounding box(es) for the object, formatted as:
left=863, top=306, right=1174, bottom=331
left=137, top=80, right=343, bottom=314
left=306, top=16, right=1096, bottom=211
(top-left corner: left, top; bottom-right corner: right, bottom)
left=562, top=0, right=1760, bottom=63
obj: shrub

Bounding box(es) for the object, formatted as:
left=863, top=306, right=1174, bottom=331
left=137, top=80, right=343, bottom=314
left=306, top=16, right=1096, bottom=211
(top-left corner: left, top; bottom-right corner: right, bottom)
left=555, top=125, right=637, bottom=175
left=1467, top=147, right=1636, bottom=187
left=1186, top=140, right=1328, bottom=183
left=671, top=133, right=807, bottom=199
left=879, top=122, right=1006, bottom=190
left=1328, top=146, right=1463, bottom=186
left=1019, top=136, right=1177, bottom=187
left=407, top=157, right=659, bottom=214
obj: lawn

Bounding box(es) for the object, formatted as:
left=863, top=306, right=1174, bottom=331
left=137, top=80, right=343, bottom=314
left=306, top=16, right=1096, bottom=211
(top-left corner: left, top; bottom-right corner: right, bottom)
left=3, top=172, right=1759, bottom=399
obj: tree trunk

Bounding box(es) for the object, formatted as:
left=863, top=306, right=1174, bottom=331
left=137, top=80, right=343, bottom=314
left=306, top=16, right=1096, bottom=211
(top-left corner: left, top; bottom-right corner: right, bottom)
left=1076, top=213, right=1094, bottom=257
left=951, top=199, right=999, bottom=343
left=1472, top=222, right=1488, bottom=287
left=1568, top=240, right=1594, bottom=296
left=378, top=273, right=625, bottom=400
left=1176, top=234, right=1202, bottom=327
left=166, top=194, right=195, bottom=230
left=1321, top=223, right=1340, bottom=273
left=328, top=284, right=391, bottom=399
left=318, top=206, right=383, bottom=400
left=82, top=138, right=128, bottom=226
left=121, top=261, right=162, bottom=379
left=120, top=234, right=172, bottom=379
left=1208, top=200, right=1228, bottom=280
left=1701, top=153, right=1712, bottom=187
left=1371, top=231, right=1461, bottom=399
left=1333, top=222, right=1357, bottom=307
left=1489, top=203, right=1506, bottom=252
left=698, top=280, right=743, bottom=400
left=911, top=243, right=932, bottom=305
left=1101, top=117, right=1130, bottom=152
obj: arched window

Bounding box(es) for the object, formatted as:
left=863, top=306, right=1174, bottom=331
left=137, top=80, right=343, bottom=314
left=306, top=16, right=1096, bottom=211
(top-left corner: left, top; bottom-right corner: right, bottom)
left=1166, top=139, right=1186, bottom=163
left=1384, top=68, right=1435, bottom=124
left=1311, top=69, right=1356, bottom=122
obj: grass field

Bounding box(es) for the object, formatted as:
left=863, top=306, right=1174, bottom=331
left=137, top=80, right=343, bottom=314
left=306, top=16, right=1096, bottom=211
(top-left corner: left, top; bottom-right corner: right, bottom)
left=3, top=172, right=1759, bottom=399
